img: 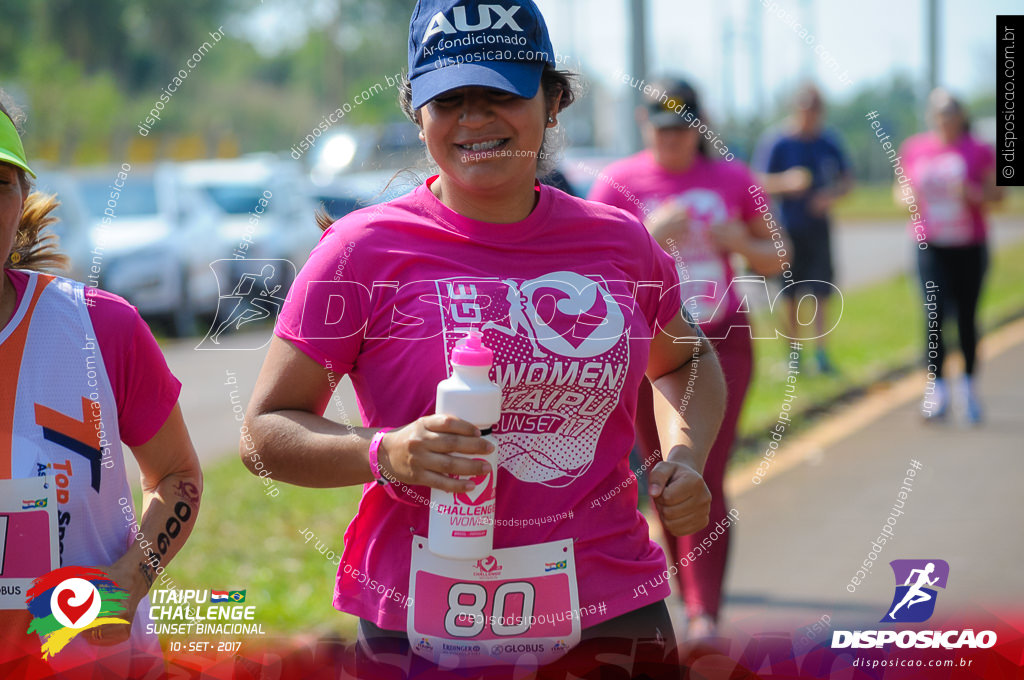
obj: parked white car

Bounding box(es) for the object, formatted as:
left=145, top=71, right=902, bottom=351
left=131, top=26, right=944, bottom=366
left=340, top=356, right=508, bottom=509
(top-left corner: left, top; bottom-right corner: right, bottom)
left=30, top=167, right=92, bottom=281
left=174, top=155, right=320, bottom=326
left=71, top=164, right=198, bottom=337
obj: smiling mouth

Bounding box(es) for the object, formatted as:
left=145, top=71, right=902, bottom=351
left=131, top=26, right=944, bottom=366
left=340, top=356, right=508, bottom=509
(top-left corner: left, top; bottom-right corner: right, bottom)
left=457, top=139, right=509, bottom=152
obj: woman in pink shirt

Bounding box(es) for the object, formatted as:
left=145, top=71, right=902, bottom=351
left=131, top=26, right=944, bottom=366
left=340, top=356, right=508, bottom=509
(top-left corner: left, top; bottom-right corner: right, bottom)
left=589, top=78, right=788, bottom=640
left=0, top=92, right=202, bottom=676
left=242, top=1, right=726, bottom=678
left=897, top=89, right=1003, bottom=423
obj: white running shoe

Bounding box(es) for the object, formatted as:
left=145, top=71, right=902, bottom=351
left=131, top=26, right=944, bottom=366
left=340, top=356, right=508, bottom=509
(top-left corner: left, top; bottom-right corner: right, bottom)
left=922, top=378, right=948, bottom=421
left=959, top=375, right=983, bottom=425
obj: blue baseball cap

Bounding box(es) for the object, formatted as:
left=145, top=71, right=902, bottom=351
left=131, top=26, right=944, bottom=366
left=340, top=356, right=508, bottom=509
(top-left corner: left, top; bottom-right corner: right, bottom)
left=408, top=0, right=556, bottom=109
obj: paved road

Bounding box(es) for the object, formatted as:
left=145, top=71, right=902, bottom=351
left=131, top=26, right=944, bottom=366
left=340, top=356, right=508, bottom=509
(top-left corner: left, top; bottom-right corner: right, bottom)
left=833, top=215, right=1021, bottom=291
left=121, top=330, right=360, bottom=483
left=152, top=216, right=1024, bottom=467
left=718, top=322, right=1024, bottom=637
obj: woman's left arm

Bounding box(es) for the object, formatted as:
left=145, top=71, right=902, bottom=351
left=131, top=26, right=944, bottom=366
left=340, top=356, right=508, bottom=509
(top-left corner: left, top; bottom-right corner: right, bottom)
left=91, top=403, right=203, bottom=644
left=645, top=311, right=727, bottom=536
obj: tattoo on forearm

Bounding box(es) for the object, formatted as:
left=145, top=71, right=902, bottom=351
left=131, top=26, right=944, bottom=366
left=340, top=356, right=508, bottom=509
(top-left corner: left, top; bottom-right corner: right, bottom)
left=173, top=480, right=200, bottom=505
left=139, top=500, right=196, bottom=574
left=138, top=561, right=156, bottom=588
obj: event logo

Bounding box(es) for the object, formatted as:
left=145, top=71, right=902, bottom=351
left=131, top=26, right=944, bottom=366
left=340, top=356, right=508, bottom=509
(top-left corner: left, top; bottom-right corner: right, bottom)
left=882, top=559, right=949, bottom=623
left=196, top=259, right=295, bottom=350
left=473, top=556, right=503, bottom=578
left=452, top=467, right=494, bottom=506
left=147, top=587, right=265, bottom=636
left=25, top=567, right=129, bottom=659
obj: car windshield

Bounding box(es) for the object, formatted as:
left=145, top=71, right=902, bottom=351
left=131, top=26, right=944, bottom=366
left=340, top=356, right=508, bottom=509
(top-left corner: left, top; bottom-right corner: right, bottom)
left=202, top=186, right=269, bottom=215
left=79, top=177, right=159, bottom=218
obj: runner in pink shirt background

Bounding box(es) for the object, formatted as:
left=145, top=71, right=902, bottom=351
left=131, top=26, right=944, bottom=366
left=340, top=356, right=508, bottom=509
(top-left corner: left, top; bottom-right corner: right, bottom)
left=898, top=88, right=1003, bottom=423
left=590, top=78, right=789, bottom=641
left=241, top=1, right=727, bottom=678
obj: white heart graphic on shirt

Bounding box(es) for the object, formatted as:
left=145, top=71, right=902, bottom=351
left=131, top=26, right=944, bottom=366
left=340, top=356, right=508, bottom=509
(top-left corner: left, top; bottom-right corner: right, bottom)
left=520, top=272, right=624, bottom=358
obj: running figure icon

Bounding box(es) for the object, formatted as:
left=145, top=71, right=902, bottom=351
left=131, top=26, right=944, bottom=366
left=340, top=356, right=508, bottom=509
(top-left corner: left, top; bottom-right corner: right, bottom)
left=483, top=279, right=546, bottom=358
left=210, top=264, right=283, bottom=344
left=888, top=562, right=939, bottom=619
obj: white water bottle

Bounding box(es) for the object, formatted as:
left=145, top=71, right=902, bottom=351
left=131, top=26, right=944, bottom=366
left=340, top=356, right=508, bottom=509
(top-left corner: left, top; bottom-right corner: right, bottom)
left=428, top=330, right=502, bottom=559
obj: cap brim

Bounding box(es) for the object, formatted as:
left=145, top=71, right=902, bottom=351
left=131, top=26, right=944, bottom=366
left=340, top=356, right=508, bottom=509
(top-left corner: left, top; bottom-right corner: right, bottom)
left=411, top=61, right=545, bottom=109
left=0, top=152, right=35, bottom=178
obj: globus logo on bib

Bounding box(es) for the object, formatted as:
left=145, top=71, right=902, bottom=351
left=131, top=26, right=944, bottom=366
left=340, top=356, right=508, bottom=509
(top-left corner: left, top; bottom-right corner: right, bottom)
left=492, top=642, right=545, bottom=655
left=832, top=559, right=997, bottom=650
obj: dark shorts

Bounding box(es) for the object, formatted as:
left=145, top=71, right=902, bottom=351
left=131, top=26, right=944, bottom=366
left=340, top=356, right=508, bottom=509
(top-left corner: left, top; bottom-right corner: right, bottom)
left=350, top=600, right=681, bottom=680
left=779, top=226, right=835, bottom=298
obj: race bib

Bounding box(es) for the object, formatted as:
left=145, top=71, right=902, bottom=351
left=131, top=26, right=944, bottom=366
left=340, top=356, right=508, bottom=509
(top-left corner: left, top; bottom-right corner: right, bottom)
left=0, top=476, right=59, bottom=608
left=920, top=153, right=973, bottom=246
left=408, top=537, right=580, bottom=668
left=926, top=198, right=973, bottom=246
left=670, top=188, right=732, bottom=325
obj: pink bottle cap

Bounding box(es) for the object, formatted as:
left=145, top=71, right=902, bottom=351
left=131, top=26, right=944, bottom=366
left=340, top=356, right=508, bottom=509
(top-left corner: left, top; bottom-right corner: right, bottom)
left=450, top=330, right=493, bottom=366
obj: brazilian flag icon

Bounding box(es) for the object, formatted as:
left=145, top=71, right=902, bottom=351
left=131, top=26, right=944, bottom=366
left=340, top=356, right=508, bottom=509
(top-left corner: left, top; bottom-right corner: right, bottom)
left=228, top=590, right=246, bottom=602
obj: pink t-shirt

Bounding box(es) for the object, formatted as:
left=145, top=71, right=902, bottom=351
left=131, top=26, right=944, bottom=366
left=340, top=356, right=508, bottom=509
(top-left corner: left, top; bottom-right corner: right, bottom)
left=900, top=132, right=996, bottom=246
left=276, top=177, right=682, bottom=631
left=6, top=268, right=181, bottom=446
left=588, top=151, right=760, bottom=333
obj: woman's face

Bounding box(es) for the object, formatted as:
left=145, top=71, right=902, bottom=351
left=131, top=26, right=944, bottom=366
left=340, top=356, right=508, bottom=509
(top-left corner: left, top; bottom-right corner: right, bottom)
left=927, top=90, right=965, bottom=142
left=419, top=86, right=552, bottom=194
left=0, top=163, right=27, bottom=262
left=931, top=108, right=964, bottom=142
left=645, top=123, right=700, bottom=172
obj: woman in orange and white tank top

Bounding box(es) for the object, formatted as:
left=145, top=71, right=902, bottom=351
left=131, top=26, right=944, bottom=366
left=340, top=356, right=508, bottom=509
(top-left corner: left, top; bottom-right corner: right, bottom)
left=0, top=90, right=203, bottom=677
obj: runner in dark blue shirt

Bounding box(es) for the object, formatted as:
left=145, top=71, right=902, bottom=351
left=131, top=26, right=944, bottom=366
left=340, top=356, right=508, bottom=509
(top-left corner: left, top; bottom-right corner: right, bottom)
left=754, top=84, right=852, bottom=373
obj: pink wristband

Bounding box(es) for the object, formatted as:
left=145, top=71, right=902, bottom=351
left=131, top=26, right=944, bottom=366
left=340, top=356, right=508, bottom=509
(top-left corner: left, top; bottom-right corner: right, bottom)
left=369, top=429, right=391, bottom=485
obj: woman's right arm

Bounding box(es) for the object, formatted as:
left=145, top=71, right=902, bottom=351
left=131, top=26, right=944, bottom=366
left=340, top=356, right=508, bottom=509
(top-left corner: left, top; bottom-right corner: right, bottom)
left=756, top=167, right=813, bottom=197
left=241, top=337, right=491, bottom=491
